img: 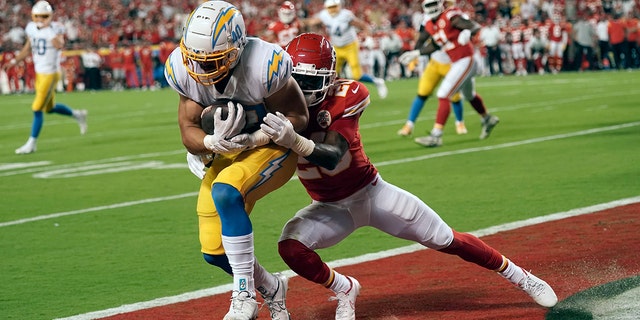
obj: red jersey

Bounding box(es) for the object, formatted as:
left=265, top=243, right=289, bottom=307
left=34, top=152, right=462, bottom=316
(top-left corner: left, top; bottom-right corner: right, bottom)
left=425, top=7, right=475, bottom=62
left=138, top=45, right=154, bottom=69
left=267, top=20, right=301, bottom=47
left=548, top=22, right=567, bottom=43
left=608, top=19, right=626, bottom=45
left=297, top=79, right=378, bottom=202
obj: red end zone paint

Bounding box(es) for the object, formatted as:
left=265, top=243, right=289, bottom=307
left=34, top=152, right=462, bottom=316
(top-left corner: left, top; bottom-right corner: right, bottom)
left=102, top=203, right=640, bottom=320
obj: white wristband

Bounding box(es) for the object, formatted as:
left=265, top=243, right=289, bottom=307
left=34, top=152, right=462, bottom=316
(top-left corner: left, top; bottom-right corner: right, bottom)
left=10, top=59, right=16, bottom=65
left=292, top=134, right=315, bottom=157
left=203, top=134, right=216, bottom=150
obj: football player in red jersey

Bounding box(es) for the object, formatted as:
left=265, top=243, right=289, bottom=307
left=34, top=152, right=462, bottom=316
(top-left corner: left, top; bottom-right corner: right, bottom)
left=265, top=1, right=302, bottom=48
left=546, top=14, right=569, bottom=74
left=401, top=0, right=500, bottom=147
left=261, top=33, right=557, bottom=320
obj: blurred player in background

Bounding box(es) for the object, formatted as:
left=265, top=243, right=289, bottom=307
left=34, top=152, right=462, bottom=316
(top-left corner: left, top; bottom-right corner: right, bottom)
left=265, top=1, right=302, bottom=48
left=398, top=47, right=467, bottom=137
left=4, top=0, right=87, bottom=154
left=303, top=0, right=388, bottom=99
left=547, top=14, right=569, bottom=74
left=261, top=33, right=557, bottom=320
left=402, top=0, right=499, bottom=147
left=528, top=28, right=548, bottom=74
left=164, top=1, right=309, bottom=319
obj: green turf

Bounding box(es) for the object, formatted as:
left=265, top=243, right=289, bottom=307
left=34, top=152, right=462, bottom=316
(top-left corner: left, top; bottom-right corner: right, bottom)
left=1, top=70, right=639, bottom=319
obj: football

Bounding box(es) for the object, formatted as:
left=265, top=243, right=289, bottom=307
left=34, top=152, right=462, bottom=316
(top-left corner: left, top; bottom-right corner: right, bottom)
left=200, top=101, right=267, bottom=135
left=200, top=102, right=230, bottom=135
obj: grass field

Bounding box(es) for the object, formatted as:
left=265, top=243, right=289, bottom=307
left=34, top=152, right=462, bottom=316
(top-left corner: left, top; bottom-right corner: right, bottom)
left=1, top=70, right=639, bottom=320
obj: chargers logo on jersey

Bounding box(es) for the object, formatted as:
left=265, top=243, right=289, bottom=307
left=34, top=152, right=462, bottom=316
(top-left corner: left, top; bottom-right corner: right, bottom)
left=164, top=58, right=186, bottom=96
left=266, top=50, right=284, bottom=92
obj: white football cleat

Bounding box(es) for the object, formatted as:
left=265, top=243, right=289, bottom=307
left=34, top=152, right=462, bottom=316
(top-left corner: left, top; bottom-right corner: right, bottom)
left=74, top=109, right=88, bottom=135
left=455, top=121, right=468, bottom=135
left=480, top=114, right=499, bottom=140
left=330, top=276, right=360, bottom=320
left=518, top=271, right=558, bottom=308
left=260, top=273, right=290, bottom=320
left=374, top=78, right=388, bottom=99
left=223, top=291, right=258, bottom=320
left=15, top=141, right=37, bottom=154
left=414, top=134, right=443, bottom=147
left=397, top=124, right=413, bottom=137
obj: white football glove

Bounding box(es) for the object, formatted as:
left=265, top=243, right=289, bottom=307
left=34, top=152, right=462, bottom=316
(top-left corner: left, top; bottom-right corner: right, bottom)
left=261, top=112, right=315, bottom=156
left=398, top=49, right=420, bottom=66
left=457, top=29, right=471, bottom=45
left=186, top=152, right=208, bottom=180
left=230, top=129, right=270, bottom=150
left=203, top=101, right=247, bottom=154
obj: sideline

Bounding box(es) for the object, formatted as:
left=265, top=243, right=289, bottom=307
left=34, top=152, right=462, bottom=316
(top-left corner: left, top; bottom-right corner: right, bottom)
left=3, top=121, right=639, bottom=228
left=55, top=196, right=640, bottom=320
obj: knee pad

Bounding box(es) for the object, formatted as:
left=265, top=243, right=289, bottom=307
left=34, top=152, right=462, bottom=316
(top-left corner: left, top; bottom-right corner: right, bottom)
left=203, top=253, right=232, bottom=275
left=212, top=183, right=251, bottom=236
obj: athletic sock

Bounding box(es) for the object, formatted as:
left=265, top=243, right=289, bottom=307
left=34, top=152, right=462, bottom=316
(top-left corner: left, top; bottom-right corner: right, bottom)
left=222, top=233, right=256, bottom=298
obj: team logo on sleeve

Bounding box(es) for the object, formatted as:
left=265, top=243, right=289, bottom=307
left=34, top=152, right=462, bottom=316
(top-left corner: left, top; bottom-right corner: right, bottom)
left=266, top=50, right=284, bottom=92
left=317, top=110, right=332, bottom=128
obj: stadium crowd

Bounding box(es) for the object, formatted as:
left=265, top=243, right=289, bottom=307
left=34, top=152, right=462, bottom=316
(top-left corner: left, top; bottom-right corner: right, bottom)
left=1, top=0, right=639, bottom=94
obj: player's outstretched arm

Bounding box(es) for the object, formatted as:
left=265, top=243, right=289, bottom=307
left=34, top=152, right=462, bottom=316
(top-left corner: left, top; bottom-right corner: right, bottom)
left=261, top=112, right=348, bottom=170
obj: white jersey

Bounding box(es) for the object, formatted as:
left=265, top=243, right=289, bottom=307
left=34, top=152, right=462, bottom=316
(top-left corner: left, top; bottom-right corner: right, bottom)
left=164, top=37, right=293, bottom=107
left=316, top=9, right=358, bottom=47
left=25, top=21, right=65, bottom=74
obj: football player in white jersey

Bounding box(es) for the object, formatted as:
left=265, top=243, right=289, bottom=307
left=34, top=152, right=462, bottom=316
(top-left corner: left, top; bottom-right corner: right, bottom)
left=5, top=0, right=87, bottom=154
left=303, top=0, right=388, bottom=99
left=259, top=33, right=557, bottom=320
left=163, top=1, right=309, bottom=319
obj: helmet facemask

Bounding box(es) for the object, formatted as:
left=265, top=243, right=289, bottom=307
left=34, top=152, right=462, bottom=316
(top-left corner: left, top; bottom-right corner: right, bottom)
left=292, top=65, right=336, bottom=107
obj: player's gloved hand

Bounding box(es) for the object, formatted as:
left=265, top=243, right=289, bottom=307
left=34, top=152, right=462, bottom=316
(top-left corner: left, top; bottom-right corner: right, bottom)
left=230, top=129, right=270, bottom=150
left=203, top=101, right=247, bottom=154
left=457, top=29, right=471, bottom=45
left=261, top=112, right=315, bottom=156
left=399, top=50, right=420, bottom=65
left=186, top=152, right=209, bottom=180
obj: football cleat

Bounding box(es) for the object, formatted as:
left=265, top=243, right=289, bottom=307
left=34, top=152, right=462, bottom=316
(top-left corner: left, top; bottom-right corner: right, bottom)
left=480, top=114, right=499, bottom=139
left=330, top=276, right=361, bottom=320
left=15, top=142, right=37, bottom=154
left=374, top=78, right=388, bottom=99
left=414, top=134, right=443, bottom=147
left=397, top=124, right=413, bottom=137
left=74, top=109, right=88, bottom=135
left=260, top=273, right=290, bottom=320
left=455, top=121, right=468, bottom=135
left=223, top=291, right=258, bottom=320
left=517, top=270, right=558, bottom=308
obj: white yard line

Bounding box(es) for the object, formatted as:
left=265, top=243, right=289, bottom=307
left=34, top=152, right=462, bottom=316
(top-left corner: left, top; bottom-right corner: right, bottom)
left=3, top=121, right=639, bottom=228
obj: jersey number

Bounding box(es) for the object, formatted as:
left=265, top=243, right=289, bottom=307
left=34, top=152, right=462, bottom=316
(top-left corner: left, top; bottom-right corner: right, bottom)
left=32, top=38, right=47, bottom=55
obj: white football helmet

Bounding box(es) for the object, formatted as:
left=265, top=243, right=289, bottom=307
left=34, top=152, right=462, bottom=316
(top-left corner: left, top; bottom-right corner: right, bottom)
left=324, top=0, right=342, bottom=16
left=278, top=1, right=296, bottom=24
left=180, top=0, right=247, bottom=85
left=32, top=0, right=53, bottom=28
left=422, top=0, right=444, bottom=21
left=285, top=33, right=336, bottom=107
